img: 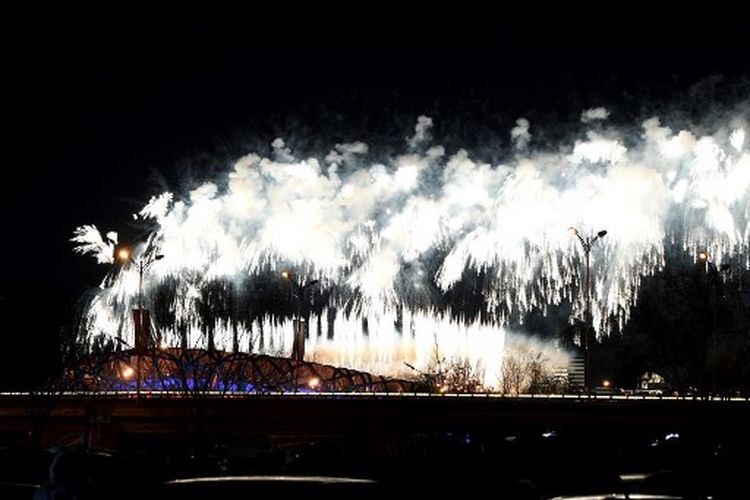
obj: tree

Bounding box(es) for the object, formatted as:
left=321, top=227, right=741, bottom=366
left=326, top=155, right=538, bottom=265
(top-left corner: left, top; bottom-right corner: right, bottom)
left=500, top=353, right=527, bottom=395
left=500, top=349, right=556, bottom=395
left=406, top=340, right=485, bottom=393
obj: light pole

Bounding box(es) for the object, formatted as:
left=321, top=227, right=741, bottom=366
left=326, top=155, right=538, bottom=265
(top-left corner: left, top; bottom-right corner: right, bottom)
left=569, top=227, right=607, bottom=391
left=114, top=243, right=163, bottom=398
left=697, top=251, right=731, bottom=396
left=281, top=270, right=319, bottom=362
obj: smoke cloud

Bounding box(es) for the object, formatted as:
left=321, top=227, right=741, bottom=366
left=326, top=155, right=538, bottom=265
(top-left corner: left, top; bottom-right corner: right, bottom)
left=73, top=105, right=750, bottom=386
left=581, top=107, right=611, bottom=123
left=511, top=118, right=531, bottom=150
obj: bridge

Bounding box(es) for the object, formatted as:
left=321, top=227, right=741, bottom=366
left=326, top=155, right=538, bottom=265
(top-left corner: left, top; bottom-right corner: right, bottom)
left=2, top=392, right=748, bottom=450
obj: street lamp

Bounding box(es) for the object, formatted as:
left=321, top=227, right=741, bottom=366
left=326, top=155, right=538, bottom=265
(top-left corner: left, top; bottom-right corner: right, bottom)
left=114, top=242, right=163, bottom=398
left=569, top=226, right=607, bottom=391
left=281, top=269, right=319, bottom=362
left=696, top=251, right=731, bottom=396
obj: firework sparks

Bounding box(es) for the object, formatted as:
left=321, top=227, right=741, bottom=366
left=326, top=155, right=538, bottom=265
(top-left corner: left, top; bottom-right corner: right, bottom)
left=73, top=110, right=750, bottom=387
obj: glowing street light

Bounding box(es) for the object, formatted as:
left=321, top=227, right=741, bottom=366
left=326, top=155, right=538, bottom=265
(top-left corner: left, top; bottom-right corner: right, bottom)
left=116, top=246, right=132, bottom=262
left=113, top=242, right=163, bottom=398
left=281, top=269, right=319, bottom=362
left=121, top=365, right=135, bottom=380
left=569, top=226, right=607, bottom=391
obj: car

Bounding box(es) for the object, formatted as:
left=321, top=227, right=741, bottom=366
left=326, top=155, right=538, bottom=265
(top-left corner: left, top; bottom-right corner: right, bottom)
left=149, top=475, right=383, bottom=500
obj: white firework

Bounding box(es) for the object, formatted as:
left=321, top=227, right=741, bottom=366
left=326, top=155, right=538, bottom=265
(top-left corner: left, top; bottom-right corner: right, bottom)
left=72, top=110, right=750, bottom=388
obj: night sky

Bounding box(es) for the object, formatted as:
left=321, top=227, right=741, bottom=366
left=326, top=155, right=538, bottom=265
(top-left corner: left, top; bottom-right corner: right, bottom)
left=2, top=3, right=748, bottom=388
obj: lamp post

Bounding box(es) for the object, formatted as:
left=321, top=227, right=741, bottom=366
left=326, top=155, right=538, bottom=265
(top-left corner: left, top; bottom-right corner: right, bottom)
left=114, top=243, right=163, bottom=398
left=281, top=270, right=319, bottom=362
left=697, top=251, right=731, bottom=396
left=569, top=227, right=607, bottom=391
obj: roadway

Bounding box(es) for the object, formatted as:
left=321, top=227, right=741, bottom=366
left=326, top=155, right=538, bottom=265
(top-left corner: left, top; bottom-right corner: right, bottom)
left=1, top=391, right=749, bottom=450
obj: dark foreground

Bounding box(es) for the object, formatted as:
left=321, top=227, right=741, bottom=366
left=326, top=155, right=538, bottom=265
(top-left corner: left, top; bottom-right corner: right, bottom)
left=1, top=394, right=749, bottom=499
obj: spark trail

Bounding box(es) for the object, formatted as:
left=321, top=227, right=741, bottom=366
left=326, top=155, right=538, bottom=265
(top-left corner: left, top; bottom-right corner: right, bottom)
left=72, top=108, right=750, bottom=387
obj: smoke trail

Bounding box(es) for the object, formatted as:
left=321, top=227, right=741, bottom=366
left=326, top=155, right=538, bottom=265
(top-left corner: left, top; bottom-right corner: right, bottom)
left=72, top=108, right=750, bottom=386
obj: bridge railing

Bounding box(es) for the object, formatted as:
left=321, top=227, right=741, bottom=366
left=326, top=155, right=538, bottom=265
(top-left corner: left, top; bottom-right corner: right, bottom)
left=1, top=390, right=749, bottom=402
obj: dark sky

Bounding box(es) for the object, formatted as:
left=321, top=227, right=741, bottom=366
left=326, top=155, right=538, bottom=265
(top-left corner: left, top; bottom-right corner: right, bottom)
left=2, top=2, right=748, bottom=387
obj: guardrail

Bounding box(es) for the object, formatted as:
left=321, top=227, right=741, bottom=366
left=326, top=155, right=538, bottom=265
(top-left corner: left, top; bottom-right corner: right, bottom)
left=1, top=391, right=748, bottom=402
